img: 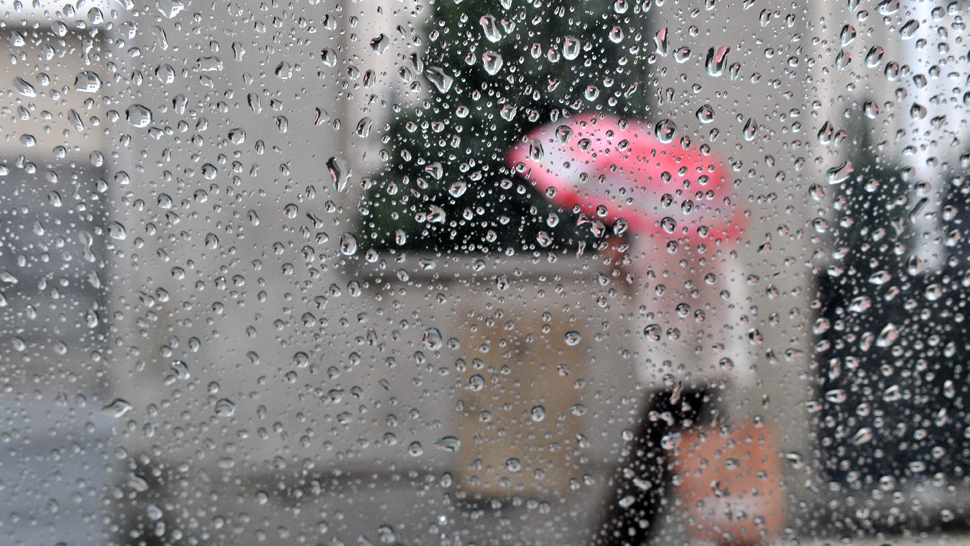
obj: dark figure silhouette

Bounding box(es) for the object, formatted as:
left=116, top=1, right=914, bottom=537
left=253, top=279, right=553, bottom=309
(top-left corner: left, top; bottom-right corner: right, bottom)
left=593, top=389, right=711, bottom=546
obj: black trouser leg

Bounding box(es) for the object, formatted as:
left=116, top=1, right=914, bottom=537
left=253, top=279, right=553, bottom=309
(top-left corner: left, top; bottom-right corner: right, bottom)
left=592, top=390, right=707, bottom=546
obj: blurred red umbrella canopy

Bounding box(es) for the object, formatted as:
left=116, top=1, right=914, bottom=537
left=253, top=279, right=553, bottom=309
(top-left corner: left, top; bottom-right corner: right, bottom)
left=507, top=113, right=746, bottom=245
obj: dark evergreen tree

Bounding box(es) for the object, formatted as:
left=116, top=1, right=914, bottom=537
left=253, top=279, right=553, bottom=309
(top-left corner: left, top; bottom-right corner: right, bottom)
left=359, top=0, right=656, bottom=254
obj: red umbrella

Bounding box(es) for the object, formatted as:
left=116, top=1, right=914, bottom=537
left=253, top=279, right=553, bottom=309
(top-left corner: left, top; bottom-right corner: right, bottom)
left=507, top=113, right=745, bottom=244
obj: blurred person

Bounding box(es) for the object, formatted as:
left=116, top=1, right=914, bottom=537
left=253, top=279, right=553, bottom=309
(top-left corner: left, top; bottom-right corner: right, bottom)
left=508, top=113, right=748, bottom=546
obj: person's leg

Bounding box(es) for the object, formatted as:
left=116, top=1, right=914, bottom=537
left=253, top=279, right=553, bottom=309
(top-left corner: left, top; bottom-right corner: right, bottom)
left=592, top=390, right=708, bottom=546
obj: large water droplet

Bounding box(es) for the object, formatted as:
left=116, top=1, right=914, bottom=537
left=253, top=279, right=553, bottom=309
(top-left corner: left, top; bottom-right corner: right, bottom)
left=423, top=327, right=443, bottom=350
left=644, top=324, right=662, bottom=341
left=480, top=14, right=502, bottom=42
left=655, top=119, right=677, bottom=143
left=562, top=36, right=581, bottom=60
left=482, top=51, right=503, bottom=75
left=228, top=127, right=246, bottom=144
left=875, top=323, right=900, bottom=347
left=170, top=360, right=190, bottom=380
left=356, top=116, right=372, bottom=137
left=564, top=331, right=582, bottom=346
left=214, top=398, right=236, bottom=417
left=108, top=221, right=128, bottom=240
left=705, top=46, right=730, bottom=77
left=425, top=67, right=453, bottom=92
left=448, top=181, right=467, bottom=198
left=320, top=48, right=337, bottom=67
left=370, top=33, right=388, bottom=54
left=529, top=138, right=544, bottom=161
left=75, top=71, right=103, bottom=92
left=13, top=76, right=36, bottom=97
left=899, top=19, right=919, bottom=39
left=555, top=125, right=573, bottom=143
left=696, top=104, right=715, bottom=124
left=839, top=25, right=856, bottom=46
left=126, top=104, right=153, bottom=128
left=435, top=436, right=461, bottom=452
left=743, top=117, right=759, bottom=141
left=201, top=163, right=219, bottom=180
left=339, top=233, right=358, bottom=255
left=864, top=46, right=884, bottom=68
left=825, top=160, right=852, bottom=184
left=327, top=156, right=351, bottom=192
left=654, top=28, right=668, bottom=56
left=102, top=399, right=133, bottom=418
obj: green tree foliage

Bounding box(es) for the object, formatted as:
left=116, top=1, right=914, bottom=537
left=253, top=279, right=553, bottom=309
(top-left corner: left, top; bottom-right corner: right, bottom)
left=359, top=0, right=655, bottom=254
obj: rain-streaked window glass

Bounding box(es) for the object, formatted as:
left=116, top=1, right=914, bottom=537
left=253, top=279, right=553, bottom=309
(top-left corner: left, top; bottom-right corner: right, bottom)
left=1, top=0, right=969, bottom=545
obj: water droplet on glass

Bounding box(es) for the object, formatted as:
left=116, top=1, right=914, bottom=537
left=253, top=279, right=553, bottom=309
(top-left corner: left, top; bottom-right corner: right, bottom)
left=19, top=134, right=36, bottom=147
left=705, top=46, right=730, bottom=76
left=883, top=384, right=902, bottom=402
left=108, top=221, right=128, bottom=240
left=673, top=47, right=691, bottom=63
left=743, top=117, right=758, bottom=141
left=434, top=436, right=460, bottom=452
left=851, top=427, right=873, bottom=445
left=654, top=28, right=668, bottom=56
left=214, top=398, right=236, bottom=417
left=563, top=36, right=581, bottom=60
left=170, top=360, right=190, bottom=380
left=531, top=405, right=546, bottom=421
left=825, top=160, right=852, bottom=185
left=564, top=331, right=582, bottom=346
left=13, top=76, right=36, bottom=97
left=655, top=119, right=677, bottom=143
left=201, top=163, right=219, bottom=180
left=506, top=458, right=522, bottom=472
left=320, top=48, right=337, bottom=67
left=232, top=41, right=245, bottom=61
left=482, top=51, right=503, bottom=75
left=75, top=71, right=103, bottom=92
left=126, top=104, right=153, bottom=128
left=370, top=33, right=388, bottom=54
left=696, top=104, right=715, bottom=123
left=480, top=14, right=502, bottom=42
left=839, top=24, right=856, bottom=46
left=899, top=19, right=919, bottom=39
left=228, top=127, right=246, bottom=144
left=835, top=50, right=851, bottom=69
left=864, top=46, right=884, bottom=68
left=102, top=399, right=133, bottom=418
left=825, top=389, right=847, bottom=403
left=155, top=63, right=176, bottom=84
left=339, top=233, right=358, bottom=256
left=660, top=432, right=682, bottom=450
left=644, top=324, right=662, bottom=341
left=876, top=0, right=898, bottom=15
left=875, top=323, right=900, bottom=347
left=448, top=181, right=467, bottom=197
left=327, top=156, right=351, bottom=192
left=609, top=26, right=624, bottom=43
left=660, top=217, right=677, bottom=233
left=423, top=328, right=443, bottom=350
left=425, top=67, right=453, bottom=93
left=356, top=116, right=372, bottom=137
